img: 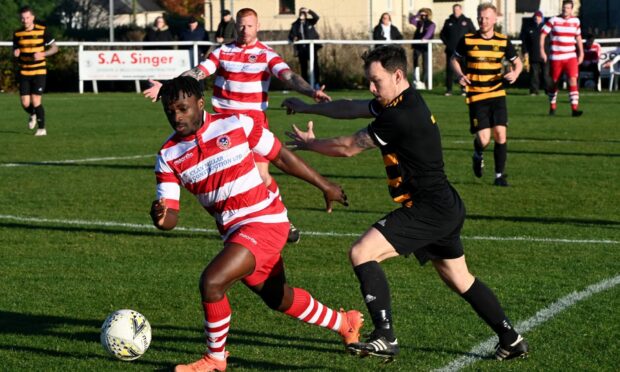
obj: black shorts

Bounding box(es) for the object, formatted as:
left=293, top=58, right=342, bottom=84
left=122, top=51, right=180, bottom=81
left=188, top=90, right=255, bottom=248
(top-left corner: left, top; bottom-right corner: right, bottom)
left=372, top=186, right=466, bottom=265
left=468, top=96, right=508, bottom=134
left=19, top=75, right=46, bottom=96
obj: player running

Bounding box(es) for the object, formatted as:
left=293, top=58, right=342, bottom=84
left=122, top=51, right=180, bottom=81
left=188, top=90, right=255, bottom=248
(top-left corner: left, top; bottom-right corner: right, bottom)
left=540, top=0, right=584, bottom=116
left=151, top=76, right=362, bottom=372
left=282, top=45, right=528, bottom=362
left=144, top=8, right=330, bottom=244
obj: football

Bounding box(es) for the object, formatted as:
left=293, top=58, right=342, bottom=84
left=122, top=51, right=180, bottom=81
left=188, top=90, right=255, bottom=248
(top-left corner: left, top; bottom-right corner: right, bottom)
left=100, top=309, right=151, bottom=361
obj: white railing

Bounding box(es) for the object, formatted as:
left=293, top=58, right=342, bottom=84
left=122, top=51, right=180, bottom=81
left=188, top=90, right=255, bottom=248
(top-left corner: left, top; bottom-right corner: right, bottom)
left=3, top=38, right=620, bottom=93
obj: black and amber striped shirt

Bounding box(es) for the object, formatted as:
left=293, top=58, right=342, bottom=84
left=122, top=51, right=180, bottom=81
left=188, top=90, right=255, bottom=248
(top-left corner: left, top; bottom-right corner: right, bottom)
left=13, top=23, right=55, bottom=76
left=455, top=31, right=517, bottom=104
left=367, top=87, right=448, bottom=207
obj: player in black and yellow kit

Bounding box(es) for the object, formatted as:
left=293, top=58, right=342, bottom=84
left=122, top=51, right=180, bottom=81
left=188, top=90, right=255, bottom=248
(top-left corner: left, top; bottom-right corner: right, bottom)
left=450, top=3, right=522, bottom=186
left=13, top=6, right=58, bottom=136
left=282, top=45, right=528, bottom=362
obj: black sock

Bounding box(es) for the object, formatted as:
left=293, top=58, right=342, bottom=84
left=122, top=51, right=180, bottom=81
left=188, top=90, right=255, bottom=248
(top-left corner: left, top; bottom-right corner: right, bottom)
left=34, top=105, right=45, bottom=129
left=494, top=142, right=507, bottom=175
left=23, top=104, right=35, bottom=115
left=461, top=278, right=519, bottom=346
left=353, top=261, right=395, bottom=342
left=473, top=137, right=484, bottom=158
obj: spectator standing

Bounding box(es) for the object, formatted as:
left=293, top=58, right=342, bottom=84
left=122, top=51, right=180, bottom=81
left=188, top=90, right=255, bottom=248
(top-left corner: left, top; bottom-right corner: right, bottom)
left=450, top=3, right=522, bottom=187
left=288, top=7, right=322, bottom=88
left=409, top=8, right=435, bottom=89
left=580, top=33, right=601, bottom=90
left=13, top=5, right=58, bottom=136
left=520, top=11, right=551, bottom=95
left=215, top=9, right=237, bottom=44
left=372, top=13, right=403, bottom=47
left=144, top=16, right=174, bottom=49
left=440, top=4, right=475, bottom=96
left=540, top=0, right=584, bottom=116
left=179, top=17, right=210, bottom=65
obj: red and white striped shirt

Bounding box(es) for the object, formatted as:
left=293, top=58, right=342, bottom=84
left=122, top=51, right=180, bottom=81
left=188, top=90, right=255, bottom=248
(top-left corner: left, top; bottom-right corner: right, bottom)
left=198, top=41, right=291, bottom=114
left=542, top=16, right=581, bottom=61
left=155, top=111, right=288, bottom=239
left=582, top=42, right=601, bottom=66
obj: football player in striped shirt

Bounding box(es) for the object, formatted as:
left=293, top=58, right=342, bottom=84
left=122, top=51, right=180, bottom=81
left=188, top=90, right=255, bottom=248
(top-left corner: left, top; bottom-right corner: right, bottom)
left=144, top=8, right=329, bottom=244
left=13, top=6, right=58, bottom=136
left=540, top=0, right=584, bottom=116
left=151, top=76, right=361, bottom=372
left=450, top=3, right=522, bottom=186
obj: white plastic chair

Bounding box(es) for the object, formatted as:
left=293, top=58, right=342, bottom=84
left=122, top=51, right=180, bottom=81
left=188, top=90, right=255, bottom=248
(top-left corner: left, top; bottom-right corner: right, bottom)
left=609, top=55, right=620, bottom=91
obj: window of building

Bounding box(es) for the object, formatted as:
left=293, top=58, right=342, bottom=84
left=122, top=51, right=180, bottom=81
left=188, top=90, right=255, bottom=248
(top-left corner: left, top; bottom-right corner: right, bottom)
left=279, top=0, right=295, bottom=15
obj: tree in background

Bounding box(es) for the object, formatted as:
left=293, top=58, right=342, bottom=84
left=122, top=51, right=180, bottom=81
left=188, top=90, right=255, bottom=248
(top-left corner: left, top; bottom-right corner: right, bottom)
left=159, top=0, right=203, bottom=17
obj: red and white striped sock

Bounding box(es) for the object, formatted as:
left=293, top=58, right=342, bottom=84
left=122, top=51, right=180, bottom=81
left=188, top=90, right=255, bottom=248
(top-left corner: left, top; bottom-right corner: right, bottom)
left=202, top=296, right=231, bottom=360
left=284, top=287, right=342, bottom=332
left=548, top=89, right=558, bottom=109
left=569, top=85, right=579, bottom=110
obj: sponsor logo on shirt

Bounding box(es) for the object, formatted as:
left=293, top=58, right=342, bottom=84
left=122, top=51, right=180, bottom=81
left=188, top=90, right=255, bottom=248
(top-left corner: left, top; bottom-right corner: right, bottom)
left=173, top=151, right=194, bottom=165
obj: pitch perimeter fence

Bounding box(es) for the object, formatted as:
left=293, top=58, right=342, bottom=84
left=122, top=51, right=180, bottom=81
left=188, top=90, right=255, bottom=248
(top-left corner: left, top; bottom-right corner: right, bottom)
left=1, top=38, right=619, bottom=93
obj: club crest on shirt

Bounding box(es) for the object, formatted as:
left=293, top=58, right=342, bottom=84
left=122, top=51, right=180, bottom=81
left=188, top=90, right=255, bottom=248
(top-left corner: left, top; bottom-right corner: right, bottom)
left=216, top=135, right=231, bottom=150
left=248, top=54, right=257, bottom=63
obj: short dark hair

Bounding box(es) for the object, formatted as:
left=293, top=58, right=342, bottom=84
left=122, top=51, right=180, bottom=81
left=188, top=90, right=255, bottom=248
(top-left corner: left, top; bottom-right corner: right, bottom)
left=361, top=45, right=407, bottom=75
left=158, top=76, right=203, bottom=105
left=562, top=0, right=574, bottom=7
left=19, top=6, right=34, bottom=15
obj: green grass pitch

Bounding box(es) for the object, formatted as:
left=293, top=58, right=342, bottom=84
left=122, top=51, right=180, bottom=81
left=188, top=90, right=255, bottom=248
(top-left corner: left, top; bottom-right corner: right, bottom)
left=0, top=88, right=618, bottom=371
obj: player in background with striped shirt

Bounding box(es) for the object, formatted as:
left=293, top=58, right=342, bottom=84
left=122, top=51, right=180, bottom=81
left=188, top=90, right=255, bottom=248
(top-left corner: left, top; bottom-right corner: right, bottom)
left=450, top=3, right=522, bottom=187
left=13, top=6, right=58, bottom=136
left=144, top=8, right=329, bottom=244
left=540, top=0, right=584, bottom=116
left=152, top=77, right=362, bottom=372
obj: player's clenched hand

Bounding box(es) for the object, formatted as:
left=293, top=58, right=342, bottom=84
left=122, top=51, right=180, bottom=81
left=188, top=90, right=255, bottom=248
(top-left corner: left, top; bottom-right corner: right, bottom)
left=323, top=183, right=349, bottom=213
left=285, top=121, right=315, bottom=150
left=312, top=85, right=331, bottom=103
left=143, top=79, right=163, bottom=102
left=150, top=198, right=178, bottom=230
left=281, top=97, right=309, bottom=115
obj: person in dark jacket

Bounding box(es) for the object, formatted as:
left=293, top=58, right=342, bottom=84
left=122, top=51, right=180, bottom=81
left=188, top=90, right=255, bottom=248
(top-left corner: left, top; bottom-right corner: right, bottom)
left=373, top=13, right=403, bottom=47
left=215, top=9, right=237, bottom=44
left=144, top=16, right=174, bottom=49
left=519, top=11, right=551, bottom=95
left=409, top=8, right=436, bottom=88
left=179, top=16, right=210, bottom=64
left=440, top=4, right=476, bottom=95
left=288, top=7, right=322, bottom=88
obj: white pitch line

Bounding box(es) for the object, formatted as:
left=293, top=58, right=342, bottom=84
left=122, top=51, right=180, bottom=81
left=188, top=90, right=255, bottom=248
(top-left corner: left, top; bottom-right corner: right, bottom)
left=0, top=154, right=153, bottom=167
left=434, top=274, right=620, bottom=372
left=0, top=214, right=617, bottom=245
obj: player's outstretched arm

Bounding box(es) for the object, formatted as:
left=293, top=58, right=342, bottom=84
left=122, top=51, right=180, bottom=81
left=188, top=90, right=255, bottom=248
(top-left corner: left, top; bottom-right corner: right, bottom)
left=270, top=146, right=348, bottom=213
left=150, top=198, right=178, bottom=230
left=144, top=67, right=208, bottom=102
left=286, top=122, right=376, bottom=157
left=279, top=69, right=331, bottom=102
left=281, top=98, right=373, bottom=119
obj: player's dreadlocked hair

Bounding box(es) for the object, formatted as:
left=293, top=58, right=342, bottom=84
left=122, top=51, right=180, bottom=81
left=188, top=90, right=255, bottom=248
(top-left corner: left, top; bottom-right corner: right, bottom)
left=158, top=76, right=203, bottom=104
left=362, top=45, right=407, bottom=76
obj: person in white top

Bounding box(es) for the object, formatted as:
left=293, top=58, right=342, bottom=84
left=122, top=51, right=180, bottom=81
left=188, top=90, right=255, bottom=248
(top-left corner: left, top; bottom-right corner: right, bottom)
left=144, top=8, right=331, bottom=244
left=540, top=0, right=584, bottom=117
left=372, top=13, right=403, bottom=47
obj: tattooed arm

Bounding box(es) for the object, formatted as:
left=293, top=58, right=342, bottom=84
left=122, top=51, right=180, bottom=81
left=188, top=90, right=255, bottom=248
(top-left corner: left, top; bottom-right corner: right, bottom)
left=286, top=121, right=376, bottom=157
left=181, top=66, right=208, bottom=80
left=279, top=69, right=331, bottom=102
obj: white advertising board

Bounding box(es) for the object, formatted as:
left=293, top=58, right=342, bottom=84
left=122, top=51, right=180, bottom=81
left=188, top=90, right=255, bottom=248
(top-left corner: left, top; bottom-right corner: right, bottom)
left=79, top=50, right=191, bottom=80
